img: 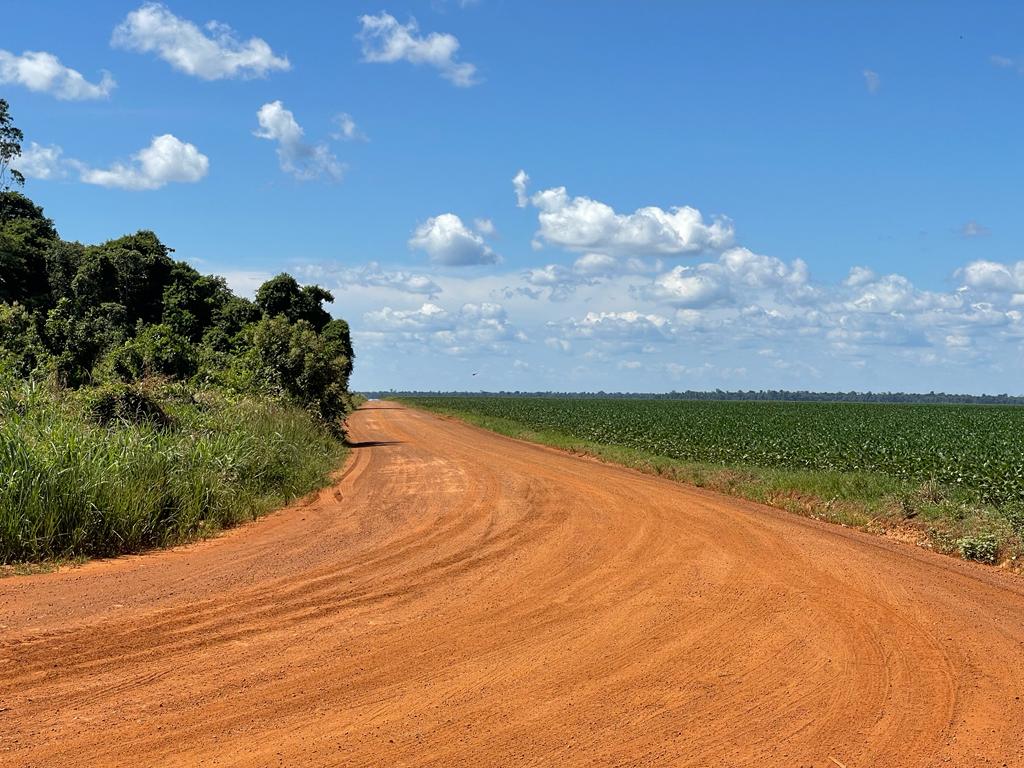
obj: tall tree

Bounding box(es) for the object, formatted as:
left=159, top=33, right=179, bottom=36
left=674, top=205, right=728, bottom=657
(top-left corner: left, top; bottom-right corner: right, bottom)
left=255, top=273, right=334, bottom=331
left=0, top=99, right=25, bottom=191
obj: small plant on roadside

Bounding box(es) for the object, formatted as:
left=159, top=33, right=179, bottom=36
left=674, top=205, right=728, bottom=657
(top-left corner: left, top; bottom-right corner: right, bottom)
left=958, top=533, right=999, bottom=564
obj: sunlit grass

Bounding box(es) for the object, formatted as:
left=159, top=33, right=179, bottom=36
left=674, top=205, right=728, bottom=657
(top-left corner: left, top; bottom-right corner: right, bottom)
left=0, top=379, right=346, bottom=564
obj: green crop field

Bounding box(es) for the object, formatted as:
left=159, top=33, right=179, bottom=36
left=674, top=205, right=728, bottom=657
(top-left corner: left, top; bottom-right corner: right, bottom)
left=400, top=398, right=1024, bottom=505
left=402, top=396, right=1024, bottom=563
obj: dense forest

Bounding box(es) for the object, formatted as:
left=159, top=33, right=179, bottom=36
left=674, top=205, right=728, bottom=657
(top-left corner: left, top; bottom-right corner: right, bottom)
left=0, top=100, right=355, bottom=563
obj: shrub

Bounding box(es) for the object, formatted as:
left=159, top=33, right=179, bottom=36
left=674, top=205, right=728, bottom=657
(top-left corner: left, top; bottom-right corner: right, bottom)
left=957, top=533, right=999, bottom=564
left=0, top=385, right=346, bottom=562
left=81, top=382, right=171, bottom=429
left=0, top=301, right=46, bottom=377
left=133, top=323, right=196, bottom=378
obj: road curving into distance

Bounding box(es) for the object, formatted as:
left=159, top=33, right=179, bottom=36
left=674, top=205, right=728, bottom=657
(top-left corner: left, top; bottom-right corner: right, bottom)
left=2, top=401, right=1023, bottom=767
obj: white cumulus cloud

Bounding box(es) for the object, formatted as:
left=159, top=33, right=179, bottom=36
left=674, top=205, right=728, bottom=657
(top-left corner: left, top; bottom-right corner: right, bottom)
left=646, top=265, right=730, bottom=308
left=521, top=176, right=734, bottom=256
left=80, top=134, right=209, bottom=190
left=960, top=260, right=1024, bottom=293
left=255, top=101, right=344, bottom=182
left=363, top=301, right=523, bottom=356
left=563, top=310, right=673, bottom=342
left=112, top=3, right=290, bottom=80
left=409, top=213, right=499, bottom=266
left=0, top=49, right=114, bottom=100
left=14, top=143, right=68, bottom=180
left=357, top=12, right=478, bottom=87
left=644, top=248, right=811, bottom=308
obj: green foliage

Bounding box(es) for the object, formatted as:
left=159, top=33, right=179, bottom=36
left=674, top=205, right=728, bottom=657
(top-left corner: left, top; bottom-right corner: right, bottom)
left=404, top=397, right=1024, bottom=508
left=0, top=187, right=353, bottom=432
left=73, top=231, right=173, bottom=325
left=958, top=533, right=999, bottom=564
left=43, top=298, right=131, bottom=386
left=0, top=171, right=356, bottom=563
left=81, top=382, right=171, bottom=429
left=0, top=302, right=46, bottom=377
left=133, top=323, right=197, bottom=378
left=0, top=380, right=347, bottom=562
left=255, top=272, right=334, bottom=330
left=407, top=396, right=1024, bottom=567
left=1, top=192, right=57, bottom=308
left=0, top=99, right=25, bottom=190
left=243, top=315, right=352, bottom=429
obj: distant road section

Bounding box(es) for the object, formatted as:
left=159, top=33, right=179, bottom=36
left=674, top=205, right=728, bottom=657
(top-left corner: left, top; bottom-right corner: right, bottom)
left=2, top=401, right=1023, bottom=766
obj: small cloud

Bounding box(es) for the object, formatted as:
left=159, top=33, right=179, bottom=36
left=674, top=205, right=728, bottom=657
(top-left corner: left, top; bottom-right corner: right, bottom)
left=863, top=69, right=880, bottom=94
left=112, top=2, right=289, bottom=80
left=545, top=337, right=571, bottom=353
left=80, top=134, right=209, bottom=190
left=332, top=112, right=368, bottom=142
left=513, top=169, right=529, bottom=207
left=525, top=180, right=733, bottom=256
left=473, top=217, right=496, bottom=236
left=357, top=12, right=478, bottom=87
left=990, top=55, right=1024, bottom=74
left=409, top=213, right=499, bottom=266
left=961, top=220, right=990, bottom=238
left=0, top=49, right=115, bottom=100
left=297, top=261, right=441, bottom=296
left=217, top=270, right=274, bottom=298
left=255, top=101, right=344, bottom=182
left=14, top=142, right=68, bottom=180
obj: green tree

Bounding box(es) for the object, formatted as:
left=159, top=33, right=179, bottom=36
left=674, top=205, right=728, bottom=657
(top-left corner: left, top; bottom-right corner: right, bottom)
left=131, top=323, right=196, bottom=378
left=44, top=239, right=86, bottom=304
left=161, top=265, right=234, bottom=341
left=43, top=298, right=130, bottom=386
left=255, top=273, right=334, bottom=330
left=0, top=99, right=25, bottom=191
left=0, top=302, right=46, bottom=377
left=0, top=192, right=58, bottom=308
left=240, top=315, right=351, bottom=430
left=78, top=231, right=173, bottom=325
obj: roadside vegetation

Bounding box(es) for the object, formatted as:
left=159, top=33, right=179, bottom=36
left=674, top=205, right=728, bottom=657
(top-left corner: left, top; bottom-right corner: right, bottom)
left=401, top=396, right=1024, bottom=568
left=0, top=101, right=355, bottom=565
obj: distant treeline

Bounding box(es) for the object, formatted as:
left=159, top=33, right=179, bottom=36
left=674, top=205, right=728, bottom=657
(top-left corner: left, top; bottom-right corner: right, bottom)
left=372, top=390, right=1024, bottom=405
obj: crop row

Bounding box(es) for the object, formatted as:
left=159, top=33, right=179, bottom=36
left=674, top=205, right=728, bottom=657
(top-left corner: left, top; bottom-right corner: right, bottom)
left=404, top=397, right=1024, bottom=507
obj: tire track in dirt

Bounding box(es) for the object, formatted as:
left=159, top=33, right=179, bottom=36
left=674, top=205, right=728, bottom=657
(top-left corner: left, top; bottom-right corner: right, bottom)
left=1, top=401, right=1023, bottom=766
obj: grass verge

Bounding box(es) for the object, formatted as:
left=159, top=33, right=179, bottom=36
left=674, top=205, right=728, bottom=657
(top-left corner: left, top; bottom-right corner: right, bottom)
left=400, top=401, right=1023, bottom=571
left=1, top=379, right=348, bottom=566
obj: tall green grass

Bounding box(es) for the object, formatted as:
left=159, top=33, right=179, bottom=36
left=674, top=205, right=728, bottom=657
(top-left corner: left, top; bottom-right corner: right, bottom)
left=0, top=379, right=347, bottom=563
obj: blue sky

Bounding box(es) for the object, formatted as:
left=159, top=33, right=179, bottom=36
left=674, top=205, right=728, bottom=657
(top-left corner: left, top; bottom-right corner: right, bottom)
left=6, top=1, right=1024, bottom=393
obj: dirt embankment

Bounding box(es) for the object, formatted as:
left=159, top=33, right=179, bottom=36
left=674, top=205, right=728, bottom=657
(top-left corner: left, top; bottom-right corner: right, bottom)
left=2, top=401, right=1023, bottom=766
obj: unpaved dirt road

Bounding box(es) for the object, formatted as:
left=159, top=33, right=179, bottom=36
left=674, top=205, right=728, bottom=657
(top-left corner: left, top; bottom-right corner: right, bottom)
left=2, top=402, right=1024, bottom=767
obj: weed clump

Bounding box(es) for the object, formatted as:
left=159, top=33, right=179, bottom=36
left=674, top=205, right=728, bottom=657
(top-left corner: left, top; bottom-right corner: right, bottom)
left=958, top=534, right=999, bottom=564
left=82, top=382, right=171, bottom=429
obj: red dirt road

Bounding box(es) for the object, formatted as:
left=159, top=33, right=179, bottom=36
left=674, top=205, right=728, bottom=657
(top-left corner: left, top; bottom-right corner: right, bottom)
left=2, top=401, right=1024, bottom=767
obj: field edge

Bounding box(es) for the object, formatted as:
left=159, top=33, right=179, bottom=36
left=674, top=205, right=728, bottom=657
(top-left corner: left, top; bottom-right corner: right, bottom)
left=396, top=399, right=1023, bottom=574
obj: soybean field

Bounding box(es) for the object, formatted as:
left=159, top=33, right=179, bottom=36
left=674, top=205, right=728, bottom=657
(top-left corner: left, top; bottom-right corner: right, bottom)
left=402, top=397, right=1024, bottom=508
